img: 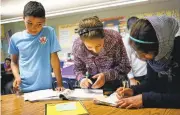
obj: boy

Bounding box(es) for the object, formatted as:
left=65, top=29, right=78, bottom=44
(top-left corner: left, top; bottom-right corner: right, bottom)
left=8, top=1, right=64, bottom=93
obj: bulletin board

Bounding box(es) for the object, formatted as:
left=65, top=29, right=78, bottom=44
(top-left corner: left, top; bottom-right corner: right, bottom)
left=58, top=24, right=79, bottom=59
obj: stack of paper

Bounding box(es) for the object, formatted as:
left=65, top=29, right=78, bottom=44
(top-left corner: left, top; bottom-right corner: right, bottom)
left=23, top=89, right=72, bottom=101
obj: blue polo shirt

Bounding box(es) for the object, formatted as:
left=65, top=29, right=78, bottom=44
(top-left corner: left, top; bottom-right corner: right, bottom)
left=8, top=26, right=61, bottom=92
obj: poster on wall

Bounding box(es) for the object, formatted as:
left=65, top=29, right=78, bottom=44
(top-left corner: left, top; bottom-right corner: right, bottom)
left=103, top=20, right=120, bottom=32
left=102, top=16, right=127, bottom=37
left=58, top=24, right=79, bottom=59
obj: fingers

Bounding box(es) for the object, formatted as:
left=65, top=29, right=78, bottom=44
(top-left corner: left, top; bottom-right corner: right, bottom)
left=116, top=93, right=123, bottom=100
left=87, top=79, right=93, bottom=84
left=80, top=80, right=90, bottom=88
left=84, top=80, right=90, bottom=88
left=92, top=74, right=99, bottom=79
left=55, top=87, right=65, bottom=91
left=126, top=104, right=133, bottom=109
left=13, top=80, right=19, bottom=89
left=116, top=100, right=124, bottom=108
left=91, top=77, right=101, bottom=89
left=116, top=87, right=123, bottom=95
left=120, top=102, right=128, bottom=108
left=17, top=80, right=21, bottom=86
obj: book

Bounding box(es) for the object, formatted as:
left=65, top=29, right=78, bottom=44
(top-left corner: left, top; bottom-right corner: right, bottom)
left=93, top=92, right=119, bottom=106
left=45, top=101, right=89, bottom=115
left=23, top=88, right=103, bottom=102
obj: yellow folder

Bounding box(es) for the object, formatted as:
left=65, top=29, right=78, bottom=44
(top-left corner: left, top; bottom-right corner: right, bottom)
left=45, top=101, right=89, bottom=115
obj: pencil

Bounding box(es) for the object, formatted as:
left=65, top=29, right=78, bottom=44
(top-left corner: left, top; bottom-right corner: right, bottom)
left=122, top=81, right=126, bottom=97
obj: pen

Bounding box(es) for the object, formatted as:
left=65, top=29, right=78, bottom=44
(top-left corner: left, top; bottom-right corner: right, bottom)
left=122, top=80, right=126, bottom=97
left=85, top=72, right=93, bottom=88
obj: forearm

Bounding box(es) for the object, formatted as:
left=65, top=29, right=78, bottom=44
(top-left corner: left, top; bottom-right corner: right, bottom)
left=104, top=64, right=131, bottom=81
left=51, top=54, right=63, bottom=87
left=142, top=92, right=180, bottom=108
left=11, top=62, right=20, bottom=79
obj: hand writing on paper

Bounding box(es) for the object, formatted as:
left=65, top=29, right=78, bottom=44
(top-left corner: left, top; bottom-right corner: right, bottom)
left=80, top=78, right=93, bottom=88
left=91, top=73, right=105, bottom=89
left=116, top=87, right=134, bottom=98
left=116, top=94, right=143, bottom=109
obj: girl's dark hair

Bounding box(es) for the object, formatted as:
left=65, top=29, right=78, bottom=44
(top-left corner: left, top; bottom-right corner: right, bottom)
left=130, top=19, right=159, bottom=55
left=23, top=1, right=45, bottom=18
left=127, top=16, right=139, bottom=30
left=5, top=58, right=11, bottom=62
left=78, top=16, right=104, bottom=39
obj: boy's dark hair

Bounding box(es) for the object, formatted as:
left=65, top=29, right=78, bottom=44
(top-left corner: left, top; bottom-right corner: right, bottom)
left=5, top=58, right=11, bottom=62
left=130, top=19, right=159, bottom=55
left=127, top=16, right=139, bottom=30
left=23, top=1, right=45, bottom=18
left=78, top=16, right=104, bottom=39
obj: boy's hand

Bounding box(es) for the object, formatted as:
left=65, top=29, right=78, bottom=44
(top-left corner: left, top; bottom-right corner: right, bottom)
left=91, top=73, right=105, bottom=89
left=80, top=78, right=93, bottom=88
left=13, top=77, right=21, bottom=92
left=55, top=86, right=65, bottom=91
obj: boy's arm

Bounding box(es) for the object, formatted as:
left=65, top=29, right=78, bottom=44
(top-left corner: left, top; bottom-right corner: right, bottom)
left=51, top=52, right=64, bottom=90
left=11, top=54, right=21, bottom=90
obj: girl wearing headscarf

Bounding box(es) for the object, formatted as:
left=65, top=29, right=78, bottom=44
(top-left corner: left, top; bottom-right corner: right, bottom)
left=116, top=16, right=180, bottom=108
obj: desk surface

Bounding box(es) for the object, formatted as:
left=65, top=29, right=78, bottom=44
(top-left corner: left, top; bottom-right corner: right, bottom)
left=1, top=94, right=180, bottom=115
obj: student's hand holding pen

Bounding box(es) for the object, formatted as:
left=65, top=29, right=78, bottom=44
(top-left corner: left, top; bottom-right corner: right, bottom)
left=80, top=72, right=93, bottom=88
left=116, top=87, right=134, bottom=99
left=80, top=78, right=93, bottom=88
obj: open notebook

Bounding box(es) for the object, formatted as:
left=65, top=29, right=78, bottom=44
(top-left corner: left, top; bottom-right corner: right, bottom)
left=45, top=101, right=89, bottom=115
left=93, top=92, right=119, bottom=106
left=24, top=88, right=103, bottom=102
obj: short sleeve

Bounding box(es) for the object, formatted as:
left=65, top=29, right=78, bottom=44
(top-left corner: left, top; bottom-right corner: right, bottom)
left=50, top=29, right=61, bottom=53
left=8, top=37, right=19, bottom=55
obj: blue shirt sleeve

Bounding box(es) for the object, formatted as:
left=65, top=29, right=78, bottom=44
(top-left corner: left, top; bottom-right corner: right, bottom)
left=8, top=37, right=19, bottom=55
left=50, top=29, right=61, bottom=53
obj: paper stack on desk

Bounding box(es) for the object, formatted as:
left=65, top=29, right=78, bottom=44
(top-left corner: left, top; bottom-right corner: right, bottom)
left=23, top=88, right=103, bottom=102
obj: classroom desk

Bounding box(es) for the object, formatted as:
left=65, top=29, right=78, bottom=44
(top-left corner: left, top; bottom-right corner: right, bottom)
left=1, top=94, right=180, bottom=115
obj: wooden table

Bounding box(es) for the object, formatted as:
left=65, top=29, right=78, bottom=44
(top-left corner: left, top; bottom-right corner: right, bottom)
left=1, top=94, right=180, bottom=115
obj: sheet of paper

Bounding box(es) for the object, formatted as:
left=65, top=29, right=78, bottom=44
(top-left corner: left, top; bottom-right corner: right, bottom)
left=68, top=89, right=103, bottom=99
left=94, top=92, right=119, bottom=106
left=56, top=102, right=77, bottom=111
left=23, top=89, right=58, bottom=101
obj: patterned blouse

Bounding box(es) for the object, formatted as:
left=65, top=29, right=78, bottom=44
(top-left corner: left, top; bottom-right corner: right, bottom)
left=72, top=29, right=131, bottom=81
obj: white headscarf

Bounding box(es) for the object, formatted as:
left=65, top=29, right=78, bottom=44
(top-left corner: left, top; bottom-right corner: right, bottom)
left=146, top=15, right=179, bottom=61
